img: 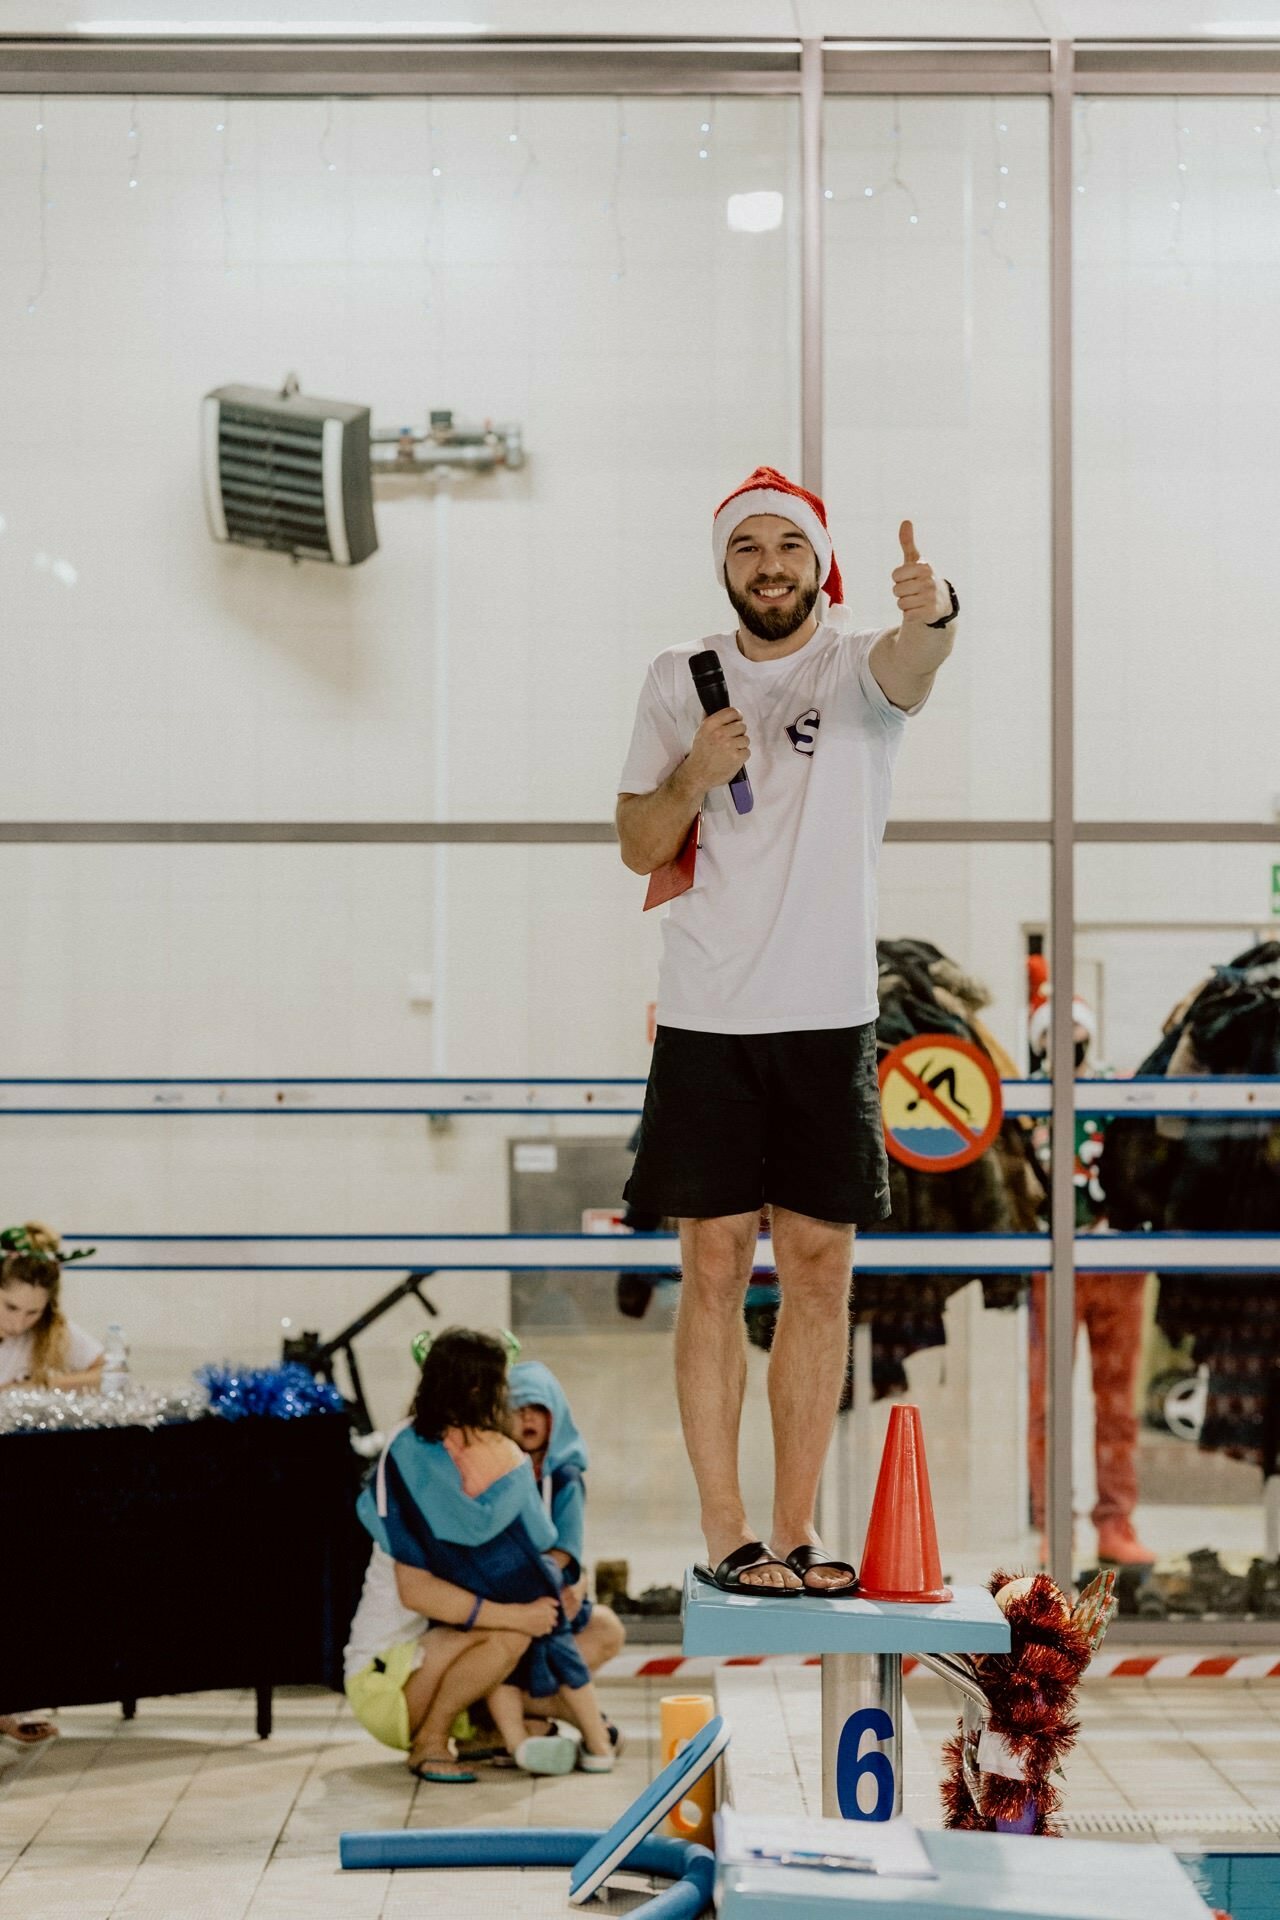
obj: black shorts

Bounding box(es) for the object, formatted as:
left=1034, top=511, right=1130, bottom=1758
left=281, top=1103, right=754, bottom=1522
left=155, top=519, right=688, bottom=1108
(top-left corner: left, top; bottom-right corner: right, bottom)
left=622, top=1023, right=891, bottom=1228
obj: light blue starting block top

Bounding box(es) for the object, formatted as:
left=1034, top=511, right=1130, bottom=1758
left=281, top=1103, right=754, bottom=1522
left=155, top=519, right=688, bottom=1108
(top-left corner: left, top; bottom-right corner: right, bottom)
left=683, top=1571, right=1009, bottom=1823
left=716, top=1826, right=1215, bottom=1920
left=682, top=1571, right=1009, bottom=1658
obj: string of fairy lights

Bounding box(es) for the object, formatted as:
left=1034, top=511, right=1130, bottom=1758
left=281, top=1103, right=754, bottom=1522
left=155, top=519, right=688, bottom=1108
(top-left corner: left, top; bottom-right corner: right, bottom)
left=19, top=93, right=1280, bottom=321
left=24, top=97, right=49, bottom=315
left=606, top=99, right=629, bottom=284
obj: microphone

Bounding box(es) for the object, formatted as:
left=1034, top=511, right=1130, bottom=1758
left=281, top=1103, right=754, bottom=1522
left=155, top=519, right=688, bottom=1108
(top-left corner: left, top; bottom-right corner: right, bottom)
left=689, top=650, right=753, bottom=815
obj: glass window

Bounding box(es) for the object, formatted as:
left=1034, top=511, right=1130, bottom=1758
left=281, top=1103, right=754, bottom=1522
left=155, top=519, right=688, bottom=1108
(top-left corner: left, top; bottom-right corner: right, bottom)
left=1074, top=95, right=1280, bottom=821
left=824, top=96, right=1052, bottom=821
left=1072, top=842, right=1280, bottom=1599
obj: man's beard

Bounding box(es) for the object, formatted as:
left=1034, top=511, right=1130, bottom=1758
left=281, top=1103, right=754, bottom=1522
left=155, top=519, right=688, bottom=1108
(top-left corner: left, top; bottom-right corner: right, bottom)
left=725, top=573, right=821, bottom=643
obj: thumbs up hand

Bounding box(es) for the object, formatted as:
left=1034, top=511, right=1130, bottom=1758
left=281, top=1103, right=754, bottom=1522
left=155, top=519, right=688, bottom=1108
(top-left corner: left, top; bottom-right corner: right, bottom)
left=892, top=520, right=951, bottom=629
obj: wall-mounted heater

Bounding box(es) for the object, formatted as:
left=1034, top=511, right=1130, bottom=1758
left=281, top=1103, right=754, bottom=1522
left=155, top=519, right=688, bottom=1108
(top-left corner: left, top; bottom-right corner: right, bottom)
left=202, top=376, right=378, bottom=566
left=202, top=376, right=524, bottom=567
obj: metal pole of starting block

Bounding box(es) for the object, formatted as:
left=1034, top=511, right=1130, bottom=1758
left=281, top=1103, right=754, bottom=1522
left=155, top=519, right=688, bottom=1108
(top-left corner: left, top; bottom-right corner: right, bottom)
left=820, top=1651, right=903, bottom=1821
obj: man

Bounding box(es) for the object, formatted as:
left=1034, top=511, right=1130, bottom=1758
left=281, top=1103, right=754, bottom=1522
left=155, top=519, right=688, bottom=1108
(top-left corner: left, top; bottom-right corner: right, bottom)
left=614, top=466, right=959, bottom=1595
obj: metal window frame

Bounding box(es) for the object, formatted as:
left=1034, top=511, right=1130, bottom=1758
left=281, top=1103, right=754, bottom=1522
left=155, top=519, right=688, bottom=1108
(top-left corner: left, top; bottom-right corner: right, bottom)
left=5, top=29, right=1280, bottom=1607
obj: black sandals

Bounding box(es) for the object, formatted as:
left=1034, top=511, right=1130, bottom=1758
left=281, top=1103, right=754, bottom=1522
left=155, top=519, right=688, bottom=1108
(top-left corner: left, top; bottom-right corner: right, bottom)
left=694, top=1540, right=804, bottom=1596
left=781, top=1544, right=858, bottom=1595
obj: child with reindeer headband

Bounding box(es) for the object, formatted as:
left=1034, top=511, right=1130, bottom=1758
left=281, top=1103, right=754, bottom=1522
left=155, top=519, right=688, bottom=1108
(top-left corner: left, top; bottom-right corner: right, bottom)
left=0, top=1222, right=102, bottom=1393
left=346, top=1326, right=616, bottom=1782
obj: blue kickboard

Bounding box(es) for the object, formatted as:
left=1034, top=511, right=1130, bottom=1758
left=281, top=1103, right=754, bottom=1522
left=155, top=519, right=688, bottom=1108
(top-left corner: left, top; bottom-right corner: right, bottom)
left=682, top=1570, right=1009, bottom=1658
left=716, top=1827, right=1214, bottom=1920
left=568, top=1712, right=730, bottom=1906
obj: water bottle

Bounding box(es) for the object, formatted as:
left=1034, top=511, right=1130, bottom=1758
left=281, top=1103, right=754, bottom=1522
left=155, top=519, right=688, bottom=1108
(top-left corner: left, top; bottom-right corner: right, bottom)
left=101, top=1323, right=129, bottom=1397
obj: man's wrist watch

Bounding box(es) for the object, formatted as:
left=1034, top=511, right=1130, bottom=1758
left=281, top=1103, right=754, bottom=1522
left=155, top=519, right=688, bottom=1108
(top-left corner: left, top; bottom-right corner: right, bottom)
left=926, top=579, right=959, bottom=629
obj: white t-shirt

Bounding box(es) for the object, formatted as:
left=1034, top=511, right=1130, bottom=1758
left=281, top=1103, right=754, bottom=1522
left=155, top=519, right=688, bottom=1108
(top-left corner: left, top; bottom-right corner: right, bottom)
left=343, top=1543, right=425, bottom=1679
left=618, top=623, right=920, bottom=1035
left=0, top=1319, right=103, bottom=1387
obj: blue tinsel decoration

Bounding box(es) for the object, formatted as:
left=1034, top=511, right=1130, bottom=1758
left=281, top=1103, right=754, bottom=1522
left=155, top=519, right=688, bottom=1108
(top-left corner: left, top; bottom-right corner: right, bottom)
left=196, top=1362, right=346, bottom=1423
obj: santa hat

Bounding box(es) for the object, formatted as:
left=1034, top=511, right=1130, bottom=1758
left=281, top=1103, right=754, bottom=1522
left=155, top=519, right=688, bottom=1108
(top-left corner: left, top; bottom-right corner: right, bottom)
left=1029, top=987, right=1096, bottom=1056
left=712, top=466, right=845, bottom=612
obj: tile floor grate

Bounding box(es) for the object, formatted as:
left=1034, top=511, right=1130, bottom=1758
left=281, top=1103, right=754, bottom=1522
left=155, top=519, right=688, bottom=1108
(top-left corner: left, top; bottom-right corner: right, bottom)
left=1060, top=1810, right=1280, bottom=1837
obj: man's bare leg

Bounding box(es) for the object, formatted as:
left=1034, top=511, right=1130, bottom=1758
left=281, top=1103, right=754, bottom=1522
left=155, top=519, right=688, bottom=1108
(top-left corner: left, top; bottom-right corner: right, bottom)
left=676, top=1211, right=801, bottom=1592
left=767, top=1205, right=856, bottom=1591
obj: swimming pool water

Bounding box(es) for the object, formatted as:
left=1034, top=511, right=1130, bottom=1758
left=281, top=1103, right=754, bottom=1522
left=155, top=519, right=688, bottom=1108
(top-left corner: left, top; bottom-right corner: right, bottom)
left=1179, top=1851, right=1280, bottom=1920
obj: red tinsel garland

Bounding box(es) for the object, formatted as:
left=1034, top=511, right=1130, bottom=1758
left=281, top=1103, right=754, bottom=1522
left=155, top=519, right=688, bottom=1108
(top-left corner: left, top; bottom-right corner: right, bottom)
left=940, top=1568, right=1093, bottom=1838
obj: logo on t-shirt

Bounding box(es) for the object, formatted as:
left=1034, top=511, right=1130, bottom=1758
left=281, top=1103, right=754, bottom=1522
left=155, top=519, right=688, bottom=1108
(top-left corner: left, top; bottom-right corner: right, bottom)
left=786, top=707, right=821, bottom=755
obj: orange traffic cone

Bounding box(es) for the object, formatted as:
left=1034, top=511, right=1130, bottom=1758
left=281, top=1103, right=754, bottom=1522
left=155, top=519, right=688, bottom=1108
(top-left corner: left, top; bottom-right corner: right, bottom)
left=857, top=1404, right=952, bottom=1604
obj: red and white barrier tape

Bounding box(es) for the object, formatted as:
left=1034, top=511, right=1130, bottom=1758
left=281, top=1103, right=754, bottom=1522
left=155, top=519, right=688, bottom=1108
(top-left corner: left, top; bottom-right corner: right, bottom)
left=604, top=1650, right=1280, bottom=1681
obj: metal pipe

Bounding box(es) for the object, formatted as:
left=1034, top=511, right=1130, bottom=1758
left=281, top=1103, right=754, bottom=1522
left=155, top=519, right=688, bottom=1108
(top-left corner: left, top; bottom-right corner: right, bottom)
left=913, top=1650, right=991, bottom=1715
left=1047, top=36, right=1078, bottom=1595
left=8, top=38, right=1280, bottom=99
left=6, top=820, right=1278, bottom=844
left=799, top=38, right=824, bottom=493
left=370, top=443, right=518, bottom=474
left=432, top=477, right=452, bottom=1079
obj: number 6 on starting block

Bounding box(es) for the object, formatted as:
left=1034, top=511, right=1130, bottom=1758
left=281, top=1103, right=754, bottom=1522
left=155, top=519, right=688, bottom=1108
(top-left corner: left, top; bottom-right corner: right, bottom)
left=836, top=1705, right=896, bottom=1821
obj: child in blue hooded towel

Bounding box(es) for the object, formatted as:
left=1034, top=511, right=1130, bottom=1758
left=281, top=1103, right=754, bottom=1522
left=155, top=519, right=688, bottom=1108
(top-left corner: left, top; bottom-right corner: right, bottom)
left=509, top=1359, right=626, bottom=1689
left=356, top=1327, right=615, bottom=1779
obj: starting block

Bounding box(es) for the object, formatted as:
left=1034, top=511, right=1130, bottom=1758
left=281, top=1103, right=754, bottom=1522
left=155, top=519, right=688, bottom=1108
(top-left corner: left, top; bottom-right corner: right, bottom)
left=682, top=1571, right=1009, bottom=1822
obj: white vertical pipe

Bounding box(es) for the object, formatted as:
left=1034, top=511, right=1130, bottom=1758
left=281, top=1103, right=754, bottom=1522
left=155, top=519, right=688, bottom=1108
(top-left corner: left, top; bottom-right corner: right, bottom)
left=432, top=474, right=453, bottom=1075
left=1265, top=1475, right=1280, bottom=1561
left=799, top=38, right=824, bottom=492
left=1047, top=37, right=1078, bottom=1594
left=851, top=1319, right=875, bottom=1552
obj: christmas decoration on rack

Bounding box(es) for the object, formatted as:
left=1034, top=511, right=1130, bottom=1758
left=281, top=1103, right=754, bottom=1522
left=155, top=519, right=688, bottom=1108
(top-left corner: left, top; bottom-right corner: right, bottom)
left=216, top=100, right=233, bottom=275
left=25, top=96, right=50, bottom=316
left=508, top=96, right=538, bottom=200
left=320, top=96, right=338, bottom=174
left=607, top=98, right=629, bottom=283
left=940, top=1568, right=1117, bottom=1836
left=0, top=1380, right=207, bottom=1436
left=823, top=96, right=921, bottom=229
left=985, top=103, right=1013, bottom=270
left=196, top=1360, right=346, bottom=1422
left=127, top=95, right=141, bottom=191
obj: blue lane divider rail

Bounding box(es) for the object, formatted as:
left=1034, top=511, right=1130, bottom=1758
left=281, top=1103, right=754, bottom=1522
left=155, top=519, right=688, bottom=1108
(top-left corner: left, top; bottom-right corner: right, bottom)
left=3, top=1076, right=1280, bottom=1117
left=59, top=1231, right=1280, bottom=1272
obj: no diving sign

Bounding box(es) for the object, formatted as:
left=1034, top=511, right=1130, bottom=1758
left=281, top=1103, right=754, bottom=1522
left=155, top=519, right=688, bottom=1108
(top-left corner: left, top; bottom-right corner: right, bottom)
left=878, top=1032, right=1004, bottom=1173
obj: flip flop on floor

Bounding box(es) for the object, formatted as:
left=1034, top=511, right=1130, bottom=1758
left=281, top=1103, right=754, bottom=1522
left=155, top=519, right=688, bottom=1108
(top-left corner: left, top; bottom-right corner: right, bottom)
left=0, top=1716, right=59, bottom=1746
left=781, top=1544, right=858, bottom=1595
left=694, top=1541, right=804, bottom=1596
left=409, top=1757, right=479, bottom=1784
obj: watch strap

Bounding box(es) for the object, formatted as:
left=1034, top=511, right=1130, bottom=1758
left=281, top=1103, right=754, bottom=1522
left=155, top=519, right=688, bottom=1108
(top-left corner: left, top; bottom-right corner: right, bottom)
left=926, top=578, right=959, bottom=629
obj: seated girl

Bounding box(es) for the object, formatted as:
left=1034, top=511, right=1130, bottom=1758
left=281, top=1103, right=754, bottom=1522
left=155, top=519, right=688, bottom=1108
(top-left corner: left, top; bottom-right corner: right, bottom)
left=351, top=1328, right=615, bottom=1782
left=0, top=1222, right=102, bottom=1747
left=0, top=1223, right=103, bottom=1393
left=344, top=1502, right=563, bottom=1782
